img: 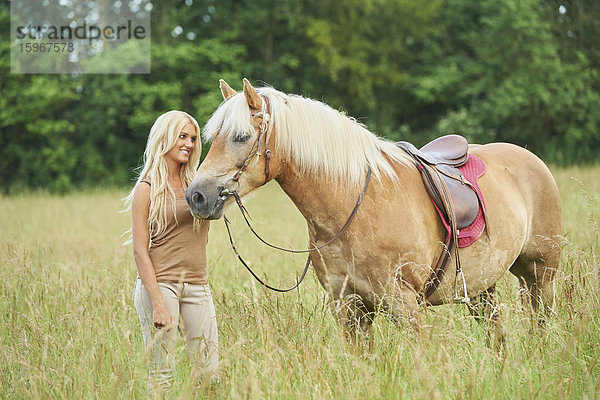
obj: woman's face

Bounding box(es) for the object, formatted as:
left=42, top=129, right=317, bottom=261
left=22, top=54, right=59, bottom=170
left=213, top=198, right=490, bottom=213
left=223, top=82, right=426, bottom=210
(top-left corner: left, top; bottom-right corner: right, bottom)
left=166, top=123, right=198, bottom=165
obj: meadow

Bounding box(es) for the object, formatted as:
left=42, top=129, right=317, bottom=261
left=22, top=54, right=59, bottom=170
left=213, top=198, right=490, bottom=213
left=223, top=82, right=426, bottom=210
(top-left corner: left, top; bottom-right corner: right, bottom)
left=1, top=166, right=599, bottom=399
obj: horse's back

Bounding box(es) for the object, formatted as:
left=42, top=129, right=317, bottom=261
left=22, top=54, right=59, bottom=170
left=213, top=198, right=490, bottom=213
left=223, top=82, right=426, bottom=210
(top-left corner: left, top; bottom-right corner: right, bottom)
left=470, top=142, right=560, bottom=214
left=471, top=142, right=561, bottom=256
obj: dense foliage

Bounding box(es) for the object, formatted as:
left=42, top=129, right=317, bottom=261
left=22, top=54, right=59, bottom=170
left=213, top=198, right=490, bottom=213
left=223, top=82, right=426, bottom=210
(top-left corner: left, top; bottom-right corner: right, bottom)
left=1, top=0, right=599, bottom=192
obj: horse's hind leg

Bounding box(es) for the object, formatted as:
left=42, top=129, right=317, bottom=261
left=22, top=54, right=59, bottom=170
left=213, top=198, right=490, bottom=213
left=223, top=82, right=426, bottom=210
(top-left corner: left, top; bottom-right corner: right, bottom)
left=509, top=162, right=561, bottom=323
left=467, top=285, right=505, bottom=350
left=512, top=258, right=556, bottom=323
left=510, top=237, right=561, bottom=324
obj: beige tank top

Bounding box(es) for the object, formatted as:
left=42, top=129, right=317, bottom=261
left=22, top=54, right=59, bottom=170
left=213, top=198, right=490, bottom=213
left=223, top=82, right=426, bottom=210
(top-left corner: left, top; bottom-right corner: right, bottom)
left=146, top=186, right=210, bottom=284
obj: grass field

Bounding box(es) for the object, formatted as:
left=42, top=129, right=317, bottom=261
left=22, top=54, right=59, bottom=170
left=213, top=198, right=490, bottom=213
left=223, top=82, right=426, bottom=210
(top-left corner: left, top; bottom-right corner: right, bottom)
left=1, top=166, right=599, bottom=399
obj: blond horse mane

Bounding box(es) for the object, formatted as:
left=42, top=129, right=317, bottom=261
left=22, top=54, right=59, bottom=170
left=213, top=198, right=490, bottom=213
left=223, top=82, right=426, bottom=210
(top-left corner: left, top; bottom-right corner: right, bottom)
left=202, top=86, right=412, bottom=187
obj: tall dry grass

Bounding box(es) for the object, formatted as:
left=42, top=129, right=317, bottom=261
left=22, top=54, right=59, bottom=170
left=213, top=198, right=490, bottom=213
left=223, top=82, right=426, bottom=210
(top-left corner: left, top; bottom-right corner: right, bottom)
left=1, top=166, right=599, bottom=399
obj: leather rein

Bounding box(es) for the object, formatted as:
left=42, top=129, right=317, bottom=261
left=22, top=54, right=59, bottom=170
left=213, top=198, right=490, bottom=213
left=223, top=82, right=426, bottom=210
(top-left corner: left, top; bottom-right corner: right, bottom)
left=219, top=96, right=371, bottom=292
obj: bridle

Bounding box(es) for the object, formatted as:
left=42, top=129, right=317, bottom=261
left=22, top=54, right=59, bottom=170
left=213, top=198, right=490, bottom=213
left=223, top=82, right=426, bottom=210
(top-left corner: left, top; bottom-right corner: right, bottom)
left=221, top=96, right=273, bottom=195
left=218, top=95, right=372, bottom=292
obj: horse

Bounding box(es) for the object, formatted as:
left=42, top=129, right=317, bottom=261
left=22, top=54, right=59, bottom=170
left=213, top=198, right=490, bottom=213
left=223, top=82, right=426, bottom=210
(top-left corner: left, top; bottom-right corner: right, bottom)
left=185, top=78, right=562, bottom=345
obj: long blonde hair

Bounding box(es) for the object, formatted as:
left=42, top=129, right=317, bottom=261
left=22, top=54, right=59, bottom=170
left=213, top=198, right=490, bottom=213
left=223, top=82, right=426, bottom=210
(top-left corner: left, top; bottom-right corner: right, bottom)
left=123, top=110, right=202, bottom=238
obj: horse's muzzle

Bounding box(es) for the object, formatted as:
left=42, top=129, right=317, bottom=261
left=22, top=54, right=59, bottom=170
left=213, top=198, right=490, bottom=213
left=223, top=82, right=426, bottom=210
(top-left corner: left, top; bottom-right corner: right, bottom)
left=185, top=177, right=228, bottom=220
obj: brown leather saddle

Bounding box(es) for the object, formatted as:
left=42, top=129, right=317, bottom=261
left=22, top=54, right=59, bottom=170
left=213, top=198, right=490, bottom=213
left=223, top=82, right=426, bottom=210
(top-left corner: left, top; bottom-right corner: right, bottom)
left=397, top=135, right=480, bottom=230
left=396, top=135, right=485, bottom=301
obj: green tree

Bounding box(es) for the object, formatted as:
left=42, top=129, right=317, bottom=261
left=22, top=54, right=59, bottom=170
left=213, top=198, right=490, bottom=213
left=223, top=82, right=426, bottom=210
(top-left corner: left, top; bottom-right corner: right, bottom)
left=413, top=0, right=600, bottom=163
left=0, top=1, right=245, bottom=192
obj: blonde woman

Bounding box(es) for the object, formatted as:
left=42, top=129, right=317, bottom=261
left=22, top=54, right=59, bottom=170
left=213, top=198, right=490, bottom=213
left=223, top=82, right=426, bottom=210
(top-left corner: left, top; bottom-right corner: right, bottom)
left=124, top=110, right=218, bottom=392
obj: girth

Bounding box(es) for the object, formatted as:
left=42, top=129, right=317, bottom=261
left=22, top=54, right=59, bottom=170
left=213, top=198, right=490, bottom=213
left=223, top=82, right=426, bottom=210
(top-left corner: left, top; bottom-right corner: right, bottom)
left=396, top=135, right=486, bottom=301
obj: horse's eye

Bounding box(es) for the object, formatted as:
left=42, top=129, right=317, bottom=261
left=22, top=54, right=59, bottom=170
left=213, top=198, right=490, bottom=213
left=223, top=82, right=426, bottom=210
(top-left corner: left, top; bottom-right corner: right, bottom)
left=234, top=132, right=251, bottom=143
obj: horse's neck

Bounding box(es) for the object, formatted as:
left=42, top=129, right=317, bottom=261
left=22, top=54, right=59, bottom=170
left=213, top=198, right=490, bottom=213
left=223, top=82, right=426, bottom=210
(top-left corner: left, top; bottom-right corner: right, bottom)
left=275, top=165, right=370, bottom=242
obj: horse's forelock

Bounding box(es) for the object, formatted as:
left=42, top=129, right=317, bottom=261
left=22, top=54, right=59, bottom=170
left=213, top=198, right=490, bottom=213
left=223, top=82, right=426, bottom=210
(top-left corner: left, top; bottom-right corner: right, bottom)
left=202, top=94, right=254, bottom=141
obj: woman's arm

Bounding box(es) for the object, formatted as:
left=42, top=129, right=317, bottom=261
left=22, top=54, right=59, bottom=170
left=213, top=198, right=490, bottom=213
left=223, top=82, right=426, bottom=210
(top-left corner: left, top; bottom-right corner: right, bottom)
left=131, top=182, right=173, bottom=330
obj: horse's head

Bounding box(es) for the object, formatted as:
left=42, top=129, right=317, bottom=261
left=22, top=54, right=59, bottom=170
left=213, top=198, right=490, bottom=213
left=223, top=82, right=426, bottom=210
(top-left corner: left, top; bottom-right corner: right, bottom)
left=186, top=79, right=277, bottom=219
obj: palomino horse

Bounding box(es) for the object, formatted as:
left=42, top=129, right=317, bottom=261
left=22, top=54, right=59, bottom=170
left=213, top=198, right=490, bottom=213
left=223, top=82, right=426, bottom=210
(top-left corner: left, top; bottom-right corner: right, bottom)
left=186, top=79, right=562, bottom=343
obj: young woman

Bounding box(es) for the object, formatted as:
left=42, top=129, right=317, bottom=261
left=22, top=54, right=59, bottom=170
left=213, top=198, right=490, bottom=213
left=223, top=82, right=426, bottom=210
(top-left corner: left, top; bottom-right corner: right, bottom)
left=124, top=110, right=218, bottom=392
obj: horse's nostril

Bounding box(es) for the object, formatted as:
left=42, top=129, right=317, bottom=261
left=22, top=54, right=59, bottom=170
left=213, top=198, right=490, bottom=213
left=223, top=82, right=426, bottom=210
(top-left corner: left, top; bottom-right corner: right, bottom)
left=191, top=191, right=206, bottom=209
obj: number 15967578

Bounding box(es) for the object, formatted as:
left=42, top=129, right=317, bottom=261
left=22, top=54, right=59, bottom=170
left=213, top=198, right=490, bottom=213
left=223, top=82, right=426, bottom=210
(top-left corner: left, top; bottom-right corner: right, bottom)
left=19, top=42, right=74, bottom=52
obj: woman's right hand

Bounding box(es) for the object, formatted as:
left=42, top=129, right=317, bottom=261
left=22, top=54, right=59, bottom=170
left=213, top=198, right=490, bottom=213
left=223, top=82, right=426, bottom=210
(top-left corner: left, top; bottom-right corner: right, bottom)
left=132, top=182, right=174, bottom=332
left=153, top=304, right=173, bottom=331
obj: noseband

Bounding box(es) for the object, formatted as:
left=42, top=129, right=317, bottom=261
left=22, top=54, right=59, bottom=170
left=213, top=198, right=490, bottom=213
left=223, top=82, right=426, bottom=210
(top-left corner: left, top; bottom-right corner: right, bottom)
left=218, top=95, right=372, bottom=292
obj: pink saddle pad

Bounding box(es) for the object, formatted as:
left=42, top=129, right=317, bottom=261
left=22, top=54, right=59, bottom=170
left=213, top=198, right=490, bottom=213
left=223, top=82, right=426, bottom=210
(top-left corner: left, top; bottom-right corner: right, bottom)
left=432, top=154, right=487, bottom=247
left=456, top=154, right=487, bottom=247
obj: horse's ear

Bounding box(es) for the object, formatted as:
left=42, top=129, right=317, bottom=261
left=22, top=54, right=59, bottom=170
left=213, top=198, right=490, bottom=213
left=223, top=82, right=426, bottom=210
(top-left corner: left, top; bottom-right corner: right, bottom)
left=243, top=78, right=263, bottom=112
left=219, top=79, right=237, bottom=101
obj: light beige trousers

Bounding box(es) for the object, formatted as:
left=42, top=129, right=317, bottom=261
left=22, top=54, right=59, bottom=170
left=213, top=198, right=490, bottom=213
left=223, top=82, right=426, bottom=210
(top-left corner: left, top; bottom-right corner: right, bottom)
left=133, top=278, right=219, bottom=391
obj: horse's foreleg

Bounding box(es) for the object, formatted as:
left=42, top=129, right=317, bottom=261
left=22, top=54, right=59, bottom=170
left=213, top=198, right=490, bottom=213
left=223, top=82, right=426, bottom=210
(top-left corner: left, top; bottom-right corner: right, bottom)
left=386, top=280, right=422, bottom=334
left=467, top=285, right=505, bottom=350
left=332, top=293, right=374, bottom=351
